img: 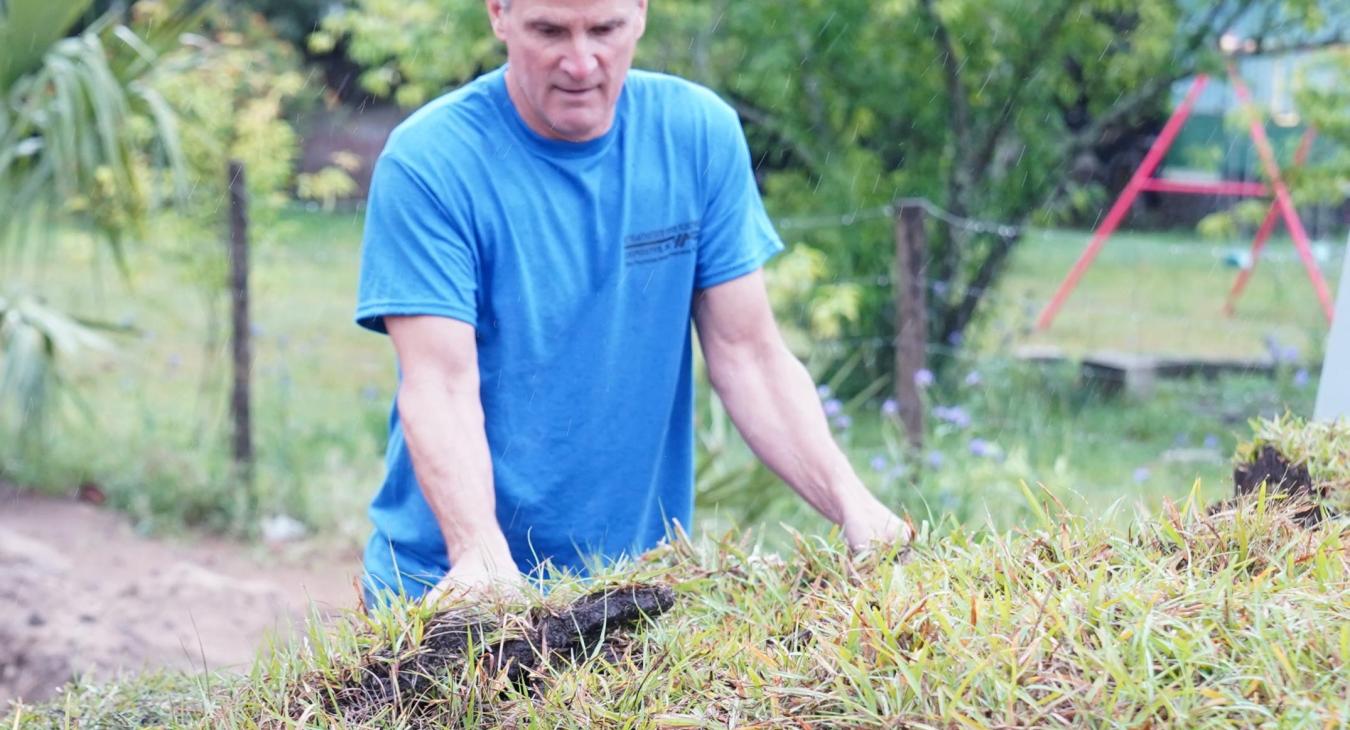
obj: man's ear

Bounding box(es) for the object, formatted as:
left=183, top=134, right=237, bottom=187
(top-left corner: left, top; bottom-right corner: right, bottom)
left=485, top=0, right=508, bottom=41
left=634, top=0, right=648, bottom=39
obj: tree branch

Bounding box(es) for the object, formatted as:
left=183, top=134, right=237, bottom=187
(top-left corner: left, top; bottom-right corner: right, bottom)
left=939, top=231, right=1022, bottom=343
left=916, top=0, right=972, bottom=291
left=794, top=27, right=830, bottom=138
left=1064, top=0, right=1259, bottom=159
left=728, top=96, right=824, bottom=174
left=967, top=0, right=1080, bottom=183
left=1242, top=34, right=1349, bottom=57
left=917, top=0, right=970, bottom=152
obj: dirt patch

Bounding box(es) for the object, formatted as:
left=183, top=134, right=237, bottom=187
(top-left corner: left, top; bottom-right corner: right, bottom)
left=1221, top=444, right=1330, bottom=527
left=1234, top=444, right=1316, bottom=498
left=0, top=488, right=360, bottom=707
left=318, top=585, right=676, bottom=724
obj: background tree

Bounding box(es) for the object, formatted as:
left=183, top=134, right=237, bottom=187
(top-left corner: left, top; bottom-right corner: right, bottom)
left=1292, top=47, right=1350, bottom=207
left=320, top=0, right=1345, bottom=382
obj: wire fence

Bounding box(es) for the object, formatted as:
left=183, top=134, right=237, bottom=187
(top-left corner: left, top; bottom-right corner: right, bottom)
left=765, top=195, right=1339, bottom=373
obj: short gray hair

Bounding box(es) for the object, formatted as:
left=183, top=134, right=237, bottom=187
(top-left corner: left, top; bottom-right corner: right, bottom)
left=500, top=0, right=644, bottom=10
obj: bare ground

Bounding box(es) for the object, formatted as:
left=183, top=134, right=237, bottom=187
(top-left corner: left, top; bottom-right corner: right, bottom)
left=0, top=486, right=360, bottom=707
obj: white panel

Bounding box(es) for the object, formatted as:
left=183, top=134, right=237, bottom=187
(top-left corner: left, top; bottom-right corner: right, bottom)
left=1314, top=233, right=1350, bottom=422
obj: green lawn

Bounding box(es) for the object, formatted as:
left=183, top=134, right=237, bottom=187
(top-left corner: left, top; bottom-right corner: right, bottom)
left=989, top=227, right=1340, bottom=359
left=1, top=212, right=1337, bottom=544
left=3, top=211, right=390, bottom=540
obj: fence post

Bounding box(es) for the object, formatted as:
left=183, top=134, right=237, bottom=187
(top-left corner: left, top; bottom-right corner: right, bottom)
left=893, top=201, right=927, bottom=451
left=227, top=161, right=254, bottom=486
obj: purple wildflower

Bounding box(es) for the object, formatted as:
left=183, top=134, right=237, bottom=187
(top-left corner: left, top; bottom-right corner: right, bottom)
left=823, top=398, right=843, bottom=416
left=816, top=384, right=833, bottom=399
left=870, top=455, right=889, bottom=473
left=1132, top=467, right=1151, bottom=483
left=926, top=451, right=945, bottom=469
left=1203, top=434, right=1220, bottom=450
left=947, top=331, right=965, bottom=346
left=882, top=398, right=900, bottom=416
left=934, top=405, right=971, bottom=429
left=1264, top=335, right=1300, bottom=365
left=914, top=369, right=935, bottom=388
left=963, top=370, right=982, bottom=387
left=968, top=438, right=997, bottom=458
left=1293, top=368, right=1309, bottom=389
left=832, top=414, right=853, bottom=431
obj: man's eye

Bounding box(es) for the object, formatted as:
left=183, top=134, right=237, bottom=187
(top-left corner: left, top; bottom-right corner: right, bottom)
left=537, top=26, right=563, bottom=38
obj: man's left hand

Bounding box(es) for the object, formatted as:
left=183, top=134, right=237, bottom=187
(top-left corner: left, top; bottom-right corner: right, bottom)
left=840, top=495, right=913, bottom=553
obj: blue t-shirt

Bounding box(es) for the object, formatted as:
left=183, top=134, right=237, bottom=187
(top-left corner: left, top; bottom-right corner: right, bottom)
left=355, top=66, right=782, bottom=600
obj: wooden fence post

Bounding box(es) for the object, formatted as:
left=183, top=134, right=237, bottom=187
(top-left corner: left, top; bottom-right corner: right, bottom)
left=893, top=201, right=927, bottom=451
left=227, top=161, right=254, bottom=486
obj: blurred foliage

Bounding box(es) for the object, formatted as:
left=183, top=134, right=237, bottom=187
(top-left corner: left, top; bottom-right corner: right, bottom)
left=148, top=6, right=355, bottom=283
left=0, top=0, right=197, bottom=249
left=1291, top=47, right=1350, bottom=205
left=142, top=7, right=356, bottom=520
left=237, top=0, right=337, bottom=46
left=310, top=0, right=498, bottom=109
left=152, top=7, right=316, bottom=223
left=0, top=0, right=198, bottom=450
left=1197, top=46, right=1348, bottom=241
left=763, top=245, right=863, bottom=353
left=315, top=0, right=1343, bottom=390
left=297, top=152, right=362, bottom=211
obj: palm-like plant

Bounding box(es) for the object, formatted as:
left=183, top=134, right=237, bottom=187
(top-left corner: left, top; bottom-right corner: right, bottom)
left=0, top=0, right=198, bottom=441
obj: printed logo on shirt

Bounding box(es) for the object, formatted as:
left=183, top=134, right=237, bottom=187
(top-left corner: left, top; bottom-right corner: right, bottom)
left=624, top=221, right=700, bottom=266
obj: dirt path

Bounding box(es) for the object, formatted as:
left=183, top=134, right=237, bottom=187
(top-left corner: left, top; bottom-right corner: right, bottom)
left=0, top=486, right=361, bottom=707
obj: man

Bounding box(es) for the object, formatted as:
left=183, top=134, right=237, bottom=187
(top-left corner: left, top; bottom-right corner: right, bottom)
left=355, top=0, right=909, bottom=606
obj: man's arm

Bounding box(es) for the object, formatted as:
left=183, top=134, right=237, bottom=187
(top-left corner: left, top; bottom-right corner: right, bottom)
left=693, top=271, right=911, bottom=551
left=386, top=315, right=521, bottom=598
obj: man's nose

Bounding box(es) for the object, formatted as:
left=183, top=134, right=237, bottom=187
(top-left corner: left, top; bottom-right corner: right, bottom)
left=559, top=38, right=599, bottom=79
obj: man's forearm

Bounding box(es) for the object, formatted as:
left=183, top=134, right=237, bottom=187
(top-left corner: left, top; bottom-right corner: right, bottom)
left=397, top=377, right=513, bottom=567
left=707, top=341, right=875, bottom=524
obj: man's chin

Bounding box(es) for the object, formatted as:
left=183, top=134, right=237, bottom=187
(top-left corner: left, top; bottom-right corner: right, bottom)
left=547, top=115, right=609, bottom=142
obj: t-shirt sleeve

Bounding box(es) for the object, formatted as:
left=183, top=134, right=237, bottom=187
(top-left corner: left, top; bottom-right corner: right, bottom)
left=354, top=154, right=479, bottom=335
left=694, top=98, right=785, bottom=290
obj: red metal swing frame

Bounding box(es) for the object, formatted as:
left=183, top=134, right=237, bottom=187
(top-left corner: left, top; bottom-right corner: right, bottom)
left=1036, top=63, right=1334, bottom=331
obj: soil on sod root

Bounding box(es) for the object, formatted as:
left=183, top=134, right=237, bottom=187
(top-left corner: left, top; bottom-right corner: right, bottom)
left=313, top=585, right=676, bottom=724
left=1228, top=444, right=1329, bottom=527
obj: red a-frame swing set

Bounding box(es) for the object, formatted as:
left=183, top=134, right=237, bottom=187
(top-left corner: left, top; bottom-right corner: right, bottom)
left=1037, top=62, right=1335, bottom=330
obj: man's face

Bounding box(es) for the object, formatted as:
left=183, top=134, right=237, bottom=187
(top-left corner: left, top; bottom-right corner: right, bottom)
left=487, top=0, right=647, bottom=142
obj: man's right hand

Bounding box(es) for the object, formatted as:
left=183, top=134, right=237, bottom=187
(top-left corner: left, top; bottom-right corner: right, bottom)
left=387, top=315, right=523, bottom=609
left=424, top=548, right=525, bottom=607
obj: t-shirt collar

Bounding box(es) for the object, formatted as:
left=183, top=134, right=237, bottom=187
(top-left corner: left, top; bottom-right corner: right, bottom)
left=490, top=64, right=624, bottom=160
